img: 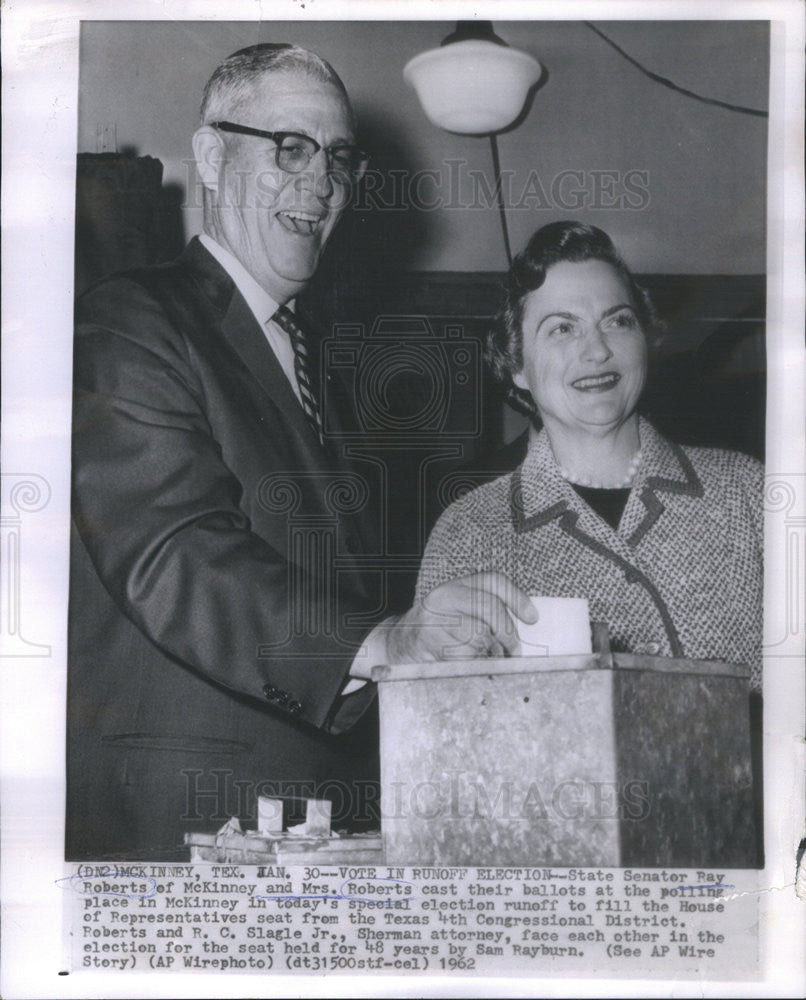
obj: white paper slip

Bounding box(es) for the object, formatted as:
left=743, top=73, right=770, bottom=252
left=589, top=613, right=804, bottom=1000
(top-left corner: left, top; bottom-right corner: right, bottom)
left=257, top=796, right=284, bottom=834
left=516, top=596, right=592, bottom=656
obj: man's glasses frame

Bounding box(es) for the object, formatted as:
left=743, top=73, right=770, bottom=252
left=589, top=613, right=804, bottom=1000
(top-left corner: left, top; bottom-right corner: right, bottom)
left=209, top=121, right=370, bottom=185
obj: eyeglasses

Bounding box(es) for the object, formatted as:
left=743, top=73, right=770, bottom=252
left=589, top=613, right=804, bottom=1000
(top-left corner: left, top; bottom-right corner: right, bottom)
left=210, top=121, right=370, bottom=185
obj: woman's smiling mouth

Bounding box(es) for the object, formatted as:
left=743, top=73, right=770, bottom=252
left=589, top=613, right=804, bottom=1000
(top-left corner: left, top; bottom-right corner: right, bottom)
left=571, top=372, right=622, bottom=392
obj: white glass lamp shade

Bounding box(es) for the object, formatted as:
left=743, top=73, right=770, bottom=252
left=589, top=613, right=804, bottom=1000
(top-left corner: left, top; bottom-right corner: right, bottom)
left=403, top=39, right=541, bottom=134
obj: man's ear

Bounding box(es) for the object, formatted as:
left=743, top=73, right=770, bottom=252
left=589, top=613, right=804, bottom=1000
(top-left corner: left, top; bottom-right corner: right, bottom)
left=192, top=125, right=225, bottom=193
left=512, top=369, right=529, bottom=391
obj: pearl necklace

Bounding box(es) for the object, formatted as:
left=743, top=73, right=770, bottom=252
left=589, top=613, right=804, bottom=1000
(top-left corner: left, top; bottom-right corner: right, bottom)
left=559, top=449, right=643, bottom=490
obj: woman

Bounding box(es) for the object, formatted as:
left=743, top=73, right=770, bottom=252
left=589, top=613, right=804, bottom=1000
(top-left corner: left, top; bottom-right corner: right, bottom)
left=417, top=221, right=763, bottom=688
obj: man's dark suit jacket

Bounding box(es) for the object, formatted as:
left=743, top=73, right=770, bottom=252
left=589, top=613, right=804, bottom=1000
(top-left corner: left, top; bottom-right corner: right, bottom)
left=67, top=238, right=381, bottom=861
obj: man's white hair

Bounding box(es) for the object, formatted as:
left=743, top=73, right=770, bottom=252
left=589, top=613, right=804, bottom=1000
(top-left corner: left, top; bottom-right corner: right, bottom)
left=200, top=42, right=354, bottom=128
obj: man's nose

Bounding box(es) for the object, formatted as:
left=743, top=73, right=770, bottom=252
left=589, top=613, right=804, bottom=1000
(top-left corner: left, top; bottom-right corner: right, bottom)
left=581, top=325, right=613, bottom=362
left=294, top=151, right=335, bottom=201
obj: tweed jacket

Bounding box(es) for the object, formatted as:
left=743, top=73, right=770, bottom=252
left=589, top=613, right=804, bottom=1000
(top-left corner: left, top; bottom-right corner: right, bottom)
left=417, top=419, right=763, bottom=688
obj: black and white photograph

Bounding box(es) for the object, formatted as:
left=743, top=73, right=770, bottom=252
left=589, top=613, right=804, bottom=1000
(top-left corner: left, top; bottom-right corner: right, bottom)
left=2, top=2, right=804, bottom=997
left=67, top=12, right=769, bottom=868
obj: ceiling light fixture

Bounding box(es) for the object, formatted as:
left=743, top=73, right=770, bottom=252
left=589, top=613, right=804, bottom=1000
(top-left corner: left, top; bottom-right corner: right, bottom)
left=403, top=21, right=542, bottom=265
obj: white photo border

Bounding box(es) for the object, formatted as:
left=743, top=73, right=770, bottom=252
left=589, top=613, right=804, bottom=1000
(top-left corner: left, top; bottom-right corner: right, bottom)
left=1, top=1, right=804, bottom=997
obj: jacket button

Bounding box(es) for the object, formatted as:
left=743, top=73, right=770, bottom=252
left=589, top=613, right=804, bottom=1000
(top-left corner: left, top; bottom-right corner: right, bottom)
left=288, top=700, right=302, bottom=716
left=275, top=691, right=289, bottom=707
left=624, top=568, right=640, bottom=584
left=635, top=641, right=661, bottom=656
left=263, top=684, right=278, bottom=699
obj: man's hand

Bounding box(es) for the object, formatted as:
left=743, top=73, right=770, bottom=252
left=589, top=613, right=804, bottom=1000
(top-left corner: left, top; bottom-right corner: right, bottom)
left=384, top=572, right=537, bottom=666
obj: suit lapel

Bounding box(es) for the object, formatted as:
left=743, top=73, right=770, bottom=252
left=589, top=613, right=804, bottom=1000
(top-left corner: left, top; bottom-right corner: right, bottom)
left=619, top=418, right=704, bottom=547
left=509, top=422, right=698, bottom=560
left=510, top=429, right=617, bottom=550
left=180, top=238, right=327, bottom=460
left=180, top=239, right=375, bottom=569
left=508, top=421, right=693, bottom=658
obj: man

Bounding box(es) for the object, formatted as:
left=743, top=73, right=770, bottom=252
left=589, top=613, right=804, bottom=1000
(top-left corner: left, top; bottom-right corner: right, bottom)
left=67, top=43, right=534, bottom=861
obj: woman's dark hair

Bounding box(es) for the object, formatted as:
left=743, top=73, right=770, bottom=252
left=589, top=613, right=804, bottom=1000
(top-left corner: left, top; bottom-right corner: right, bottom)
left=485, top=221, right=661, bottom=419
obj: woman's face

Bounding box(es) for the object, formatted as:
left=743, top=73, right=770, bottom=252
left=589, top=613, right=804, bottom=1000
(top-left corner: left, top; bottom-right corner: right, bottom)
left=513, top=259, right=648, bottom=436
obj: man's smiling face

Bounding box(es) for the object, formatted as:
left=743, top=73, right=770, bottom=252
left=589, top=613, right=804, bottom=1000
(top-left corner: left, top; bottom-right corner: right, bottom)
left=206, top=69, right=355, bottom=303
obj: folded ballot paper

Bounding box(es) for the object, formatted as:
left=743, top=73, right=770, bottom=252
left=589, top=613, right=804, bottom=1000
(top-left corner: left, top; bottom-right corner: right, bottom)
left=516, top=596, right=592, bottom=656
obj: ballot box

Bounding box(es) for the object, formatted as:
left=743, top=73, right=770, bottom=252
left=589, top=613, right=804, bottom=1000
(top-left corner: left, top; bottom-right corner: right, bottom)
left=372, top=653, right=758, bottom=868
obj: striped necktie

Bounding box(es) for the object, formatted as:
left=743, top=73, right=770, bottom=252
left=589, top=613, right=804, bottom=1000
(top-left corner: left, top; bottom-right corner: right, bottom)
left=272, top=305, right=323, bottom=444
